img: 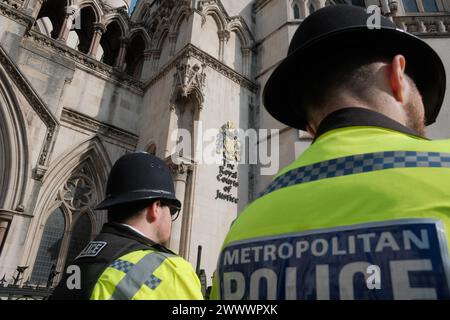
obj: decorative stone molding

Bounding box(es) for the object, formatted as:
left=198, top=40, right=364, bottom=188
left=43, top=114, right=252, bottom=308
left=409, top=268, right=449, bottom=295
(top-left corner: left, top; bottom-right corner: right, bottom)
left=0, top=45, right=58, bottom=130
left=62, top=166, right=97, bottom=212
left=147, top=43, right=258, bottom=94
left=0, top=0, right=25, bottom=10
left=197, top=0, right=254, bottom=47
left=165, top=155, right=195, bottom=182
left=0, top=1, right=34, bottom=26
left=99, top=0, right=130, bottom=23
left=23, top=30, right=145, bottom=92
left=253, top=0, right=272, bottom=13
left=168, top=31, right=178, bottom=56
left=142, top=49, right=153, bottom=65
left=0, top=44, right=58, bottom=178
left=34, top=165, right=48, bottom=181
left=93, top=21, right=107, bottom=34
left=170, top=62, right=207, bottom=111
left=394, top=15, right=450, bottom=35
left=61, top=108, right=138, bottom=150
left=141, top=0, right=190, bottom=26
left=167, top=162, right=193, bottom=177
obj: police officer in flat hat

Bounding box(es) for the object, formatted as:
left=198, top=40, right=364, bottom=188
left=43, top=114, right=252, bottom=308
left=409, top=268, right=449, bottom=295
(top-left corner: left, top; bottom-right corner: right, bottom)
left=212, top=5, right=450, bottom=300
left=50, top=152, right=203, bottom=300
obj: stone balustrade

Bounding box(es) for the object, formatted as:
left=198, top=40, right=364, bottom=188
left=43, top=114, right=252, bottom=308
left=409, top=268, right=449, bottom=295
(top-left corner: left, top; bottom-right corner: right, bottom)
left=394, top=14, right=450, bottom=35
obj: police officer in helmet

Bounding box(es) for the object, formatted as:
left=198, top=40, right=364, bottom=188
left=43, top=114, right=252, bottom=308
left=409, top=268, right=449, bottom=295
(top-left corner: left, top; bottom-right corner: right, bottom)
left=212, top=4, right=450, bottom=300
left=50, top=152, right=203, bottom=300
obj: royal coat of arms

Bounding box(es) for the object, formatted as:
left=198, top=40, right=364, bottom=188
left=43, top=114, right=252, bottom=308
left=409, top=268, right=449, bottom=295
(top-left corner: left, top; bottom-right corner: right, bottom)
left=216, top=121, right=241, bottom=162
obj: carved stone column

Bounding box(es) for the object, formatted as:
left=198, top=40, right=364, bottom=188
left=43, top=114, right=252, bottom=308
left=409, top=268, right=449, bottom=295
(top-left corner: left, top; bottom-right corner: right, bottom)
left=141, top=49, right=154, bottom=80
left=300, top=0, right=307, bottom=18
left=57, top=9, right=73, bottom=43
left=168, top=32, right=178, bottom=57
left=437, top=20, right=446, bottom=33
left=0, top=219, right=9, bottom=252
left=241, top=47, right=252, bottom=77
left=218, top=30, right=230, bottom=62
left=30, top=0, right=45, bottom=19
left=418, top=20, right=427, bottom=33
left=166, top=161, right=192, bottom=255
left=114, top=37, right=129, bottom=69
left=151, top=49, right=161, bottom=73
left=88, top=23, right=106, bottom=58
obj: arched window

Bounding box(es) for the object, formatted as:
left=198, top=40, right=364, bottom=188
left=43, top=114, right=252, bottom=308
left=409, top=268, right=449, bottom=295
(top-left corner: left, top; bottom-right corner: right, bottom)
left=293, top=4, right=301, bottom=19
left=34, top=0, right=66, bottom=39
left=65, top=213, right=92, bottom=266
left=125, top=34, right=146, bottom=78
left=100, top=21, right=123, bottom=66
left=175, top=99, right=197, bottom=159
left=403, top=0, right=420, bottom=12
left=74, top=6, right=97, bottom=54
left=31, top=163, right=101, bottom=286
left=31, top=207, right=65, bottom=284
left=422, top=0, right=439, bottom=12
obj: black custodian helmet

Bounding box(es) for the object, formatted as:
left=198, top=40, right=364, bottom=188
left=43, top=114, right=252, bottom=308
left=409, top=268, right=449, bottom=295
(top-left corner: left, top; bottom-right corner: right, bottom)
left=95, top=152, right=181, bottom=210
left=263, top=5, right=446, bottom=130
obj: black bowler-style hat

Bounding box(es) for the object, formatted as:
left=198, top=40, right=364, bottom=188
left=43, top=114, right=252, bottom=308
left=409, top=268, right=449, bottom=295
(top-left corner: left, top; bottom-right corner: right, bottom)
left=263, top=5, right=446, bottom=130
left=95, top=152, right=181, bottom=210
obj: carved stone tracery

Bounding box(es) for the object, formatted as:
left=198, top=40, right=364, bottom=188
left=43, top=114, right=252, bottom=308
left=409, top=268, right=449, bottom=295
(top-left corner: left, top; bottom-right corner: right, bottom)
left=170, top=61, right=206, bottom=111
left=62, top=167, right=96, bottom=212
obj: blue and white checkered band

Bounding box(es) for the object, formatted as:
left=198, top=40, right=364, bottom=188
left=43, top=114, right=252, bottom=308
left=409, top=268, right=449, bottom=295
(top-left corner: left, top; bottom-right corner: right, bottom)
left=144, top=274, right=162, bottom=290
left=218, top=219, right=450, bottom=300
left=110, top=260, right=134, bottom=274
left=261, top=151, right=450, bottom=197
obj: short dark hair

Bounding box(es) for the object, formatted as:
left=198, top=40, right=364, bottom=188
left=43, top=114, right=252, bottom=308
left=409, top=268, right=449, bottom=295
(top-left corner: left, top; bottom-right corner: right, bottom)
left=107, top=200, right=157, bottom=224
left=297, top=53, right=391, bottom=122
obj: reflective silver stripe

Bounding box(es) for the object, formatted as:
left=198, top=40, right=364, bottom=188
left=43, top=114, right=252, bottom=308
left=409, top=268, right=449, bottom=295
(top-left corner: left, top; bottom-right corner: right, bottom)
left=109, top=252, right=171, bottom=300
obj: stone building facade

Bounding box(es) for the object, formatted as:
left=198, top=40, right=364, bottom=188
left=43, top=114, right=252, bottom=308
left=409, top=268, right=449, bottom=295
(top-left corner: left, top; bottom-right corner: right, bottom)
left=0, top=0, right=448, bottom=289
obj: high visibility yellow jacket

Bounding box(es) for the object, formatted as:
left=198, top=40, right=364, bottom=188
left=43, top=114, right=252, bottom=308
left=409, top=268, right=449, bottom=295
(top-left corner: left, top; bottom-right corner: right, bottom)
left=211, top=108, right=450, bottom=300
left=90, top=248, right=203, bottom=300
left=50, top=223, right=203, bottom=300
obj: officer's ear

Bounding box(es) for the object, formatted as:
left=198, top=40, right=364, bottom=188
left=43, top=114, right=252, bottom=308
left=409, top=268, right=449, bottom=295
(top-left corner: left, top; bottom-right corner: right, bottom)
left=389, top=55, right=407, bottom=104
left=146, top=200, right=161, bottom=223
left=306, top=123, right=316, bottom=138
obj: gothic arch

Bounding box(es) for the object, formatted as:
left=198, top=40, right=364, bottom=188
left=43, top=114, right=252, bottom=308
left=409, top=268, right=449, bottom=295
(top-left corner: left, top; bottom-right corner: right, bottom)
left=202, top=7, right=227, bottom=31
left=170, top=7, right=191, bottom=34
left=125, top=30, right=148, bottom=77
left=76, top=0, right=103, bottom=22
left=100, top=17, right=127, bottom=66
left=138, top=3, right=151, bottom=21
left=307, top=0, right=319, bottom=14
left=34, top=0, right=67, bottom=39
left=22, top=136, right=112, bottom=280
left=290, top=0, right=304, bottom=19
left=72, top=4, right=98, bottom=54
left=103, top=14, right=129, bottom=36
left=228, top=21, right=252, bottom=48
left=128, top=27, right=151, bottom=50
left=155, top=28, right=169, bottom=50
left=172, top=96, right=201, bottom=160
left=29, top=203, right=69, bottom=284
left=0, top=59, right=29, bottom=211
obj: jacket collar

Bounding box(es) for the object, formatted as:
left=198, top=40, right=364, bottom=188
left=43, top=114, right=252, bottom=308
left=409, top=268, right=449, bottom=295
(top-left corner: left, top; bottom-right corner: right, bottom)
left=314, top=107, right=427, bottom=142
left=101, top=222, right=173, bottom=254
